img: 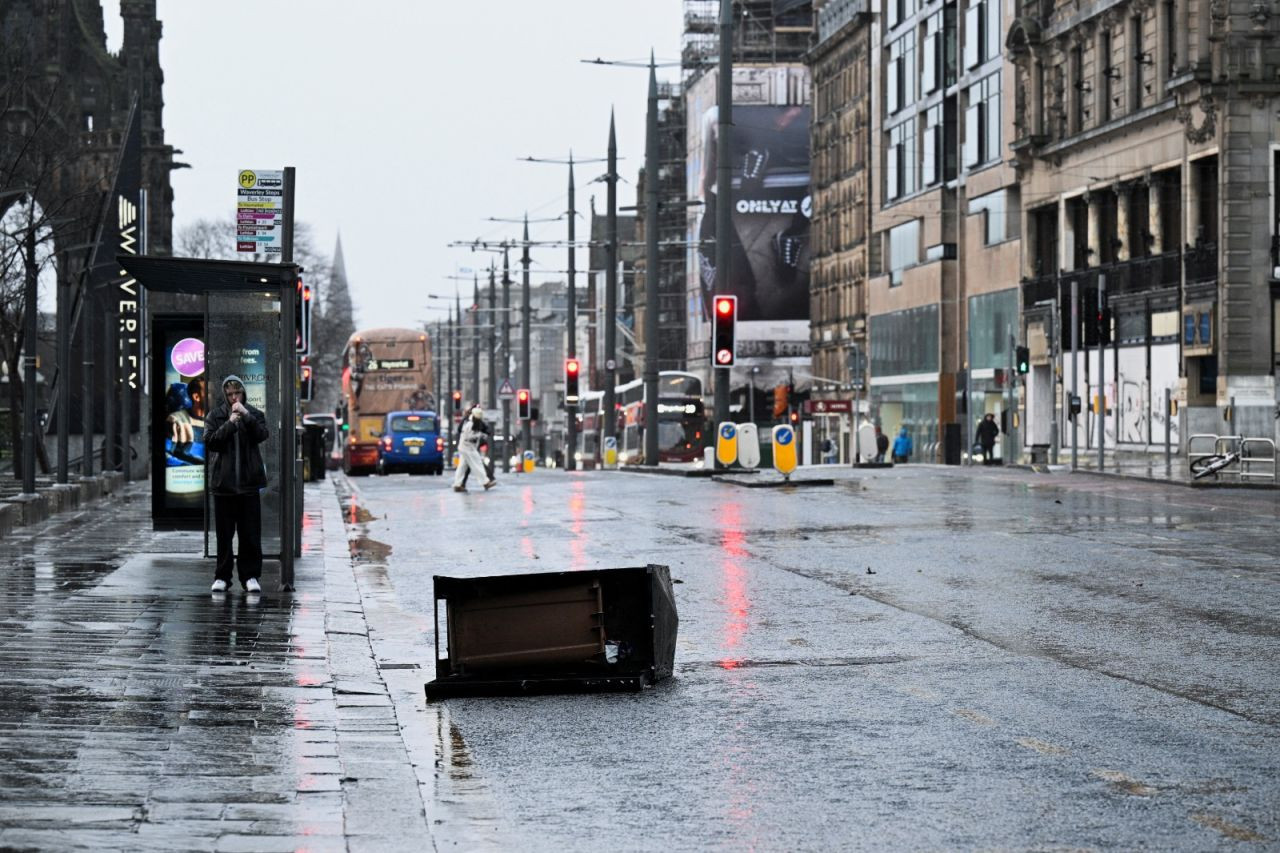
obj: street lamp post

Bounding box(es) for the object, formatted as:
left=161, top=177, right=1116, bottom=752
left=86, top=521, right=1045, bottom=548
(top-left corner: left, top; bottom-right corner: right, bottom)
left=471, top=276, right=480, bottom=405
left=643, top=53, right=660, bottom=467
left=604, top=111, right=619, bottom=460
left=521, top=216, right=532, bottom=459
left=520, top=154, right=606, bottom=472
left=503, top=246, right=512, bottom=472
left=487, top=264, right=497, bottom=410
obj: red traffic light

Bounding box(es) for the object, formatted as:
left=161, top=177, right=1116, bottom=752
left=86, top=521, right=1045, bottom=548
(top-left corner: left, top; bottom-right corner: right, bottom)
left=301, top=365, right=312, bottom=380
left=716, top=297, right=733, bottom=316
left=517, top=389, right=529, bottom=402
left=566, top=359, right=579, bottom=375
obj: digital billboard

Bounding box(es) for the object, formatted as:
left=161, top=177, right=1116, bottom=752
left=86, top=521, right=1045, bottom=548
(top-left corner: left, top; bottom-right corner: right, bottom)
left=695, top=103, right=811, bottom=323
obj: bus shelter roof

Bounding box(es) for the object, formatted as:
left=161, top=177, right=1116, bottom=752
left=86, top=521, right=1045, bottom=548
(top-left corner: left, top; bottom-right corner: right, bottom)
left=118, top=255, right=301, bottom=294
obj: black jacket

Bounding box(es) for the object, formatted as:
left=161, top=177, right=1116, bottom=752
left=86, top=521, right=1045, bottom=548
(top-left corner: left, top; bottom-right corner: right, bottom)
left=206, top=389, right=270, bottom=494
left=976, top=418, right=1000, bottom=446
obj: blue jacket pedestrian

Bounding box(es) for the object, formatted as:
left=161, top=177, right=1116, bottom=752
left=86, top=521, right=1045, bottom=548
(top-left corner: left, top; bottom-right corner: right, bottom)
left=891, top=427, right=912, bottom=463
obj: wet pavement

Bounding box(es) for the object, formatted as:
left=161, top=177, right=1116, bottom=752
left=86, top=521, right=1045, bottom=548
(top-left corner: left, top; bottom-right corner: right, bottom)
left=0, top=480, right=431, bottom=852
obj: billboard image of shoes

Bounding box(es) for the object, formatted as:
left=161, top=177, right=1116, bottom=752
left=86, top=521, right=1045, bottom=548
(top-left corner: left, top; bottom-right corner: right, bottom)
left=695, top=104, right=811, bottom=323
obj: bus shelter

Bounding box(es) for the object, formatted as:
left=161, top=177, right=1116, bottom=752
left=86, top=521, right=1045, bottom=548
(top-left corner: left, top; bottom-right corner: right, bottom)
left=120, top=255, right=302, bottom=588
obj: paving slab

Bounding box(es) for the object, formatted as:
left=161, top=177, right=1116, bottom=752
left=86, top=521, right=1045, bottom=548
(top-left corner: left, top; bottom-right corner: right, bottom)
left=0, top=478, right=434, bottom=849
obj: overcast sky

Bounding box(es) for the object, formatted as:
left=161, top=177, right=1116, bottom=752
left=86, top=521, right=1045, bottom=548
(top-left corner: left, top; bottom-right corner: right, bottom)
left=103, top=1, right=685, bottom=330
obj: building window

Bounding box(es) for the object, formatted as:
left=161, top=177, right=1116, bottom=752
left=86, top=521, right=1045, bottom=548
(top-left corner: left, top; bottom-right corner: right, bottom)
left=887, top=32, right=916, bottom=116
left=963, top=0, right=999, bottom=70
left=1130, top=14, right=1144, bottom=113
left=963, top=72, right=1001, bottom=169
left=1071, top=45, right=1085, bottom=133
left=886, top=121, right=917, bottom=201
left=1100, top=28, right=1113, bottom=123
left=969, top=188, right=1019, bottom=245
left=887, top=219, right=921, bottom=285
left=922, top=12, right=940, bottom=94
left=1165, top=0, right=1176, bottom=76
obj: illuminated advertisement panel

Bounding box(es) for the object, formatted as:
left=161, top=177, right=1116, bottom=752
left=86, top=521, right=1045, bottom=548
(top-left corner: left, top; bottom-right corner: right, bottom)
left=695, top=103, right=811, bottom=322
left=152, top=315, right=205, bottom=527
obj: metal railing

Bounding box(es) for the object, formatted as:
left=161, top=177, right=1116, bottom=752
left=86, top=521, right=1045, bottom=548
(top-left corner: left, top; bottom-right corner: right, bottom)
left=1187, top=433, right=1278, bottom=484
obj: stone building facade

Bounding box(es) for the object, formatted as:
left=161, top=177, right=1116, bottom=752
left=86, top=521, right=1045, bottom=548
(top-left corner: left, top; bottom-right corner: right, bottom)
left=808, top=0, right=872, bottom=458
left=1011, top=0, right=1280, bottom=458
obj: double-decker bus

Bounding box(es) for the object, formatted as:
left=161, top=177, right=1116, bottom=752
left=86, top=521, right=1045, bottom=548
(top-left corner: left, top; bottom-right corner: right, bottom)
left=615, top=371, right=706, bottom=464
left=340, top=328, right=433, bottom=475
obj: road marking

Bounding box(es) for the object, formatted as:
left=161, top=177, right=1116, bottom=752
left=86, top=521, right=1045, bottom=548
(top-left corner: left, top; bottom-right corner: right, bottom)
left=952, top=708, right=997, bottom=726
left=1014, top=736, right=1069, bottom=756
left=1092, top=769, right=1156, bottom=796
left=1189, top=812, right=1266, bottom=842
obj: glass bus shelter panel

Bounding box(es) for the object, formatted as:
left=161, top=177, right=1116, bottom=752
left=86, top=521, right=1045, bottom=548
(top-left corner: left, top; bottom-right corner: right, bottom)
left=204, top=292, right=284, bottom=558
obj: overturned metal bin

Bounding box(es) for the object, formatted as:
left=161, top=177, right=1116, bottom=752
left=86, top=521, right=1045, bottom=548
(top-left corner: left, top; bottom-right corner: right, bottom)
left=425, top=564, right=677, bottom=700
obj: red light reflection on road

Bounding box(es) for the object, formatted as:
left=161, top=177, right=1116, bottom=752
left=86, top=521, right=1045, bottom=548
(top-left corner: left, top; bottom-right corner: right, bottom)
left=718, top=502, right=750, bottom=669
left=521, top=537, right=536, bottom=559
left=569, top=483, right=587, bottom=570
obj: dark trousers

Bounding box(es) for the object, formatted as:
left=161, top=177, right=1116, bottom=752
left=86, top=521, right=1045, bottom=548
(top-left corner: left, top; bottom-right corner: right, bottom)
left=213, top=492, right=262, bottom=583
left=980, top=442, right=995, bottom=464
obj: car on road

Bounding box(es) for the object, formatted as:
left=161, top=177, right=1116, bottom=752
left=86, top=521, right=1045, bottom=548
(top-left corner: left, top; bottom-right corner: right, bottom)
left=377, top=410, right=444, bottom=475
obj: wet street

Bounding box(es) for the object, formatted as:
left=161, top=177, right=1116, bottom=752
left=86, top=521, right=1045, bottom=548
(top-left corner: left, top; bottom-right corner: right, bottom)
left=0, top=467, right=1276, bottom=850
left=346, top=466, right=1280, bottom=851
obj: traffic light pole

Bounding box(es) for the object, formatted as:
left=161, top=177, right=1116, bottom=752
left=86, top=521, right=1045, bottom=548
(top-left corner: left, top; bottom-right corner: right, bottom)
left=712, top=0, right=733, bottom=455
left=643, top=55, right=660, bottom=468
left=521, top=216, right=532, bottom=460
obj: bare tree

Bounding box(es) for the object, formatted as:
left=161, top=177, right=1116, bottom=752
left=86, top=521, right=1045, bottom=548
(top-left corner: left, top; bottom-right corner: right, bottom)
left=1, top=21, right=100, bottom=476
left=175, top=217, right=350, bottom=413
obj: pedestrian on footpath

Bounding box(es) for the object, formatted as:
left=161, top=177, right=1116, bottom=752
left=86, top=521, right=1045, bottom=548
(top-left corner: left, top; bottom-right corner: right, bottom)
left=205, top=375, right=270, bottom=593
left=975, top=412, right=1000, bottom=465
left=874, top=425, right=889, bottom=463
left=453, top=405, right=496, bottom=492
left=891, top=426, right=912, bottom=464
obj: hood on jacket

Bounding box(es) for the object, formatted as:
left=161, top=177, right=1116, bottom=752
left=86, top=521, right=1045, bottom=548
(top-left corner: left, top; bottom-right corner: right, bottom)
left=221, top=374, right=246, bottom=405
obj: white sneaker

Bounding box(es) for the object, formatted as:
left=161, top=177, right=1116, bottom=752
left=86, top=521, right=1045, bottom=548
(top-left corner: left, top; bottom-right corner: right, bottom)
left=245, top=578, right=261, bottom=593
left=210, top=579, right=228, bottom=593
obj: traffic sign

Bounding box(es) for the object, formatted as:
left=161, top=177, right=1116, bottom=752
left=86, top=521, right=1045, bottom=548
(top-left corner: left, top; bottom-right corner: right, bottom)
left=498, top=378, right=515, bottom=398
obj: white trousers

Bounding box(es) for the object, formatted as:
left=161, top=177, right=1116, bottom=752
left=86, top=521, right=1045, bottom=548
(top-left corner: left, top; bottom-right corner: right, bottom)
left=452, top=442, right=488, bottom=488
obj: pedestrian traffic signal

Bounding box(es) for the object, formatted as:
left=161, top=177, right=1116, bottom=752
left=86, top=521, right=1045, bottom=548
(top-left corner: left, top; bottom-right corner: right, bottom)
left=517, top=388, right=531, bottom=420
left=451, top=390, right=462, bottom=413
left=300, top=362, right=313, bottom=401
left=565, top=358, right=580, bottom=404
left=1015, top=345, right=1030, bottom=374
left=712, top=295, right=737, bottom=367
left=294, top=277, right=312, bottom=355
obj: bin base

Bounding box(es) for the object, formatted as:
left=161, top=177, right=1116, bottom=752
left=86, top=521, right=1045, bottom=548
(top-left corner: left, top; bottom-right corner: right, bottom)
left=425, top=671, right=655, bottom=701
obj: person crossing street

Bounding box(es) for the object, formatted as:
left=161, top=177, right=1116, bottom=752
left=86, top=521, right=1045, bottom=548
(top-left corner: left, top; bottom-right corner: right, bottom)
left=453, top=405, right=496, bottom=492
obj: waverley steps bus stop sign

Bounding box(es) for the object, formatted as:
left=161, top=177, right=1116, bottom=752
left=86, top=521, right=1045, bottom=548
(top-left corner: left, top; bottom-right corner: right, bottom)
left=237, top=169, right=284, bottom=257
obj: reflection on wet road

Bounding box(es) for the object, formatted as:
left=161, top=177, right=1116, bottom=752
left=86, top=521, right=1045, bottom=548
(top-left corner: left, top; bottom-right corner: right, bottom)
left=346, top=466, right=1279, bottom=850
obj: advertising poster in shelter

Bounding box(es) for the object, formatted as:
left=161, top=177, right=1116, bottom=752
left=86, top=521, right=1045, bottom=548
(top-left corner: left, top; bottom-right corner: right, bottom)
left=161, top=333, right=207, bottom=509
